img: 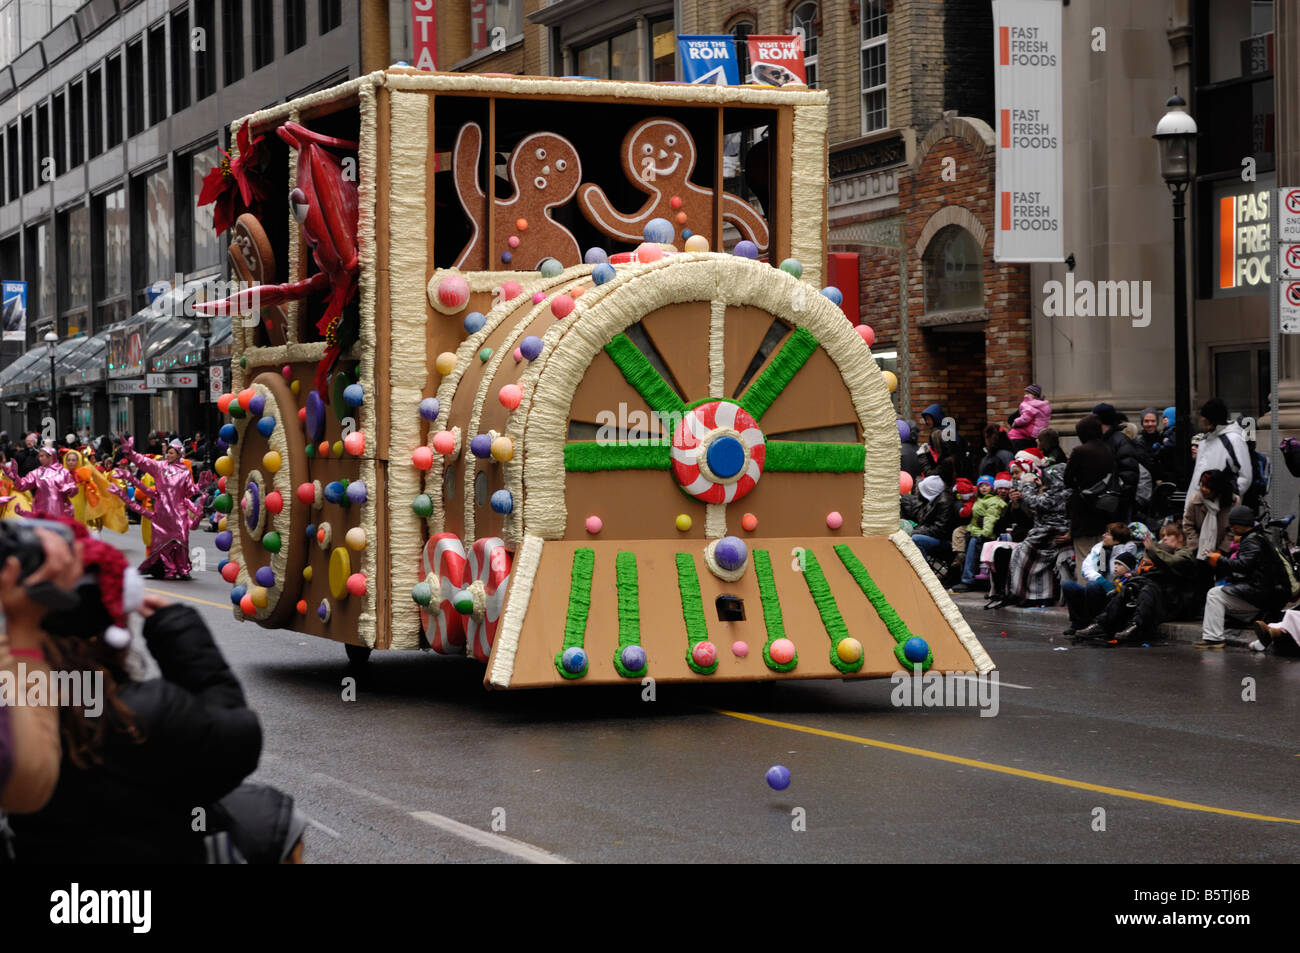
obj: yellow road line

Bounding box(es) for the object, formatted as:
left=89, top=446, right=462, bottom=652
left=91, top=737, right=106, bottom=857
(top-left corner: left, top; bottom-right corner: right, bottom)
left=714, top=708, right=1300, bottom=825
left=144, top=587, right=231, bottom=610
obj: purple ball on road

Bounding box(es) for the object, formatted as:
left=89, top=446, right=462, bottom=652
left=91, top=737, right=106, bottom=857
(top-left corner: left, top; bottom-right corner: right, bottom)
left=733, top=240, right=759, bottom=260
left=766, top=765, right=791, bottom=791
left=715, top=535, right=748, bottom=571
left=520, top=336, right=544, bottom=361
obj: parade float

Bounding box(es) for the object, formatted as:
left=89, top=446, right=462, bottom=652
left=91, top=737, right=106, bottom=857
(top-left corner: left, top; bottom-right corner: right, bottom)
left=202, top=67, right=992, bottom=688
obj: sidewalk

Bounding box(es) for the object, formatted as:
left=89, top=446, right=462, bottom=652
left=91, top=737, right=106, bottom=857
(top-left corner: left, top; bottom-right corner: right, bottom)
left=944, top=591, right=1258, bottom=647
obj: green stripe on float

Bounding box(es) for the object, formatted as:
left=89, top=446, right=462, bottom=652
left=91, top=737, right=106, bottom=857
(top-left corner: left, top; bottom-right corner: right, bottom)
left=564, top=441, right=672, bottom=471
left=764, top=441, right=865, bottom=472
left=553, top=547, right=594, bottom=679
left=675, top=552, right=717, bottom=674
left=753, top=550, right=797, bottom=672
left=612, top=551, right=647, bottom=678
left=833, top=544, right=932, bottom=673
left=604, top=334, right=687, bottom=419
left=797, top=548, right=864, bottom=674
left=738, top=327, right=819, bottom=421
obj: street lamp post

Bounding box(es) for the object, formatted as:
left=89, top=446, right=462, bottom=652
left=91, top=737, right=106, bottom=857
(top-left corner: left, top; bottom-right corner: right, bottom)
left=43, top=329, right=58, bottom=440
left=1154, top=93, right=1198, bottom=490
left=200, top=310, right=214, bottom=473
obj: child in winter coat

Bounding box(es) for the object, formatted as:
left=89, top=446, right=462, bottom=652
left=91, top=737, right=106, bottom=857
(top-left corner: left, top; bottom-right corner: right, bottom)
left=949, top=478, right=978, bottom=571
left=1008, top=384, right=1052, bottom=450
left=952, top=476, right=1007, bottom=591
left=1060, top=522, right=1138, bottom=634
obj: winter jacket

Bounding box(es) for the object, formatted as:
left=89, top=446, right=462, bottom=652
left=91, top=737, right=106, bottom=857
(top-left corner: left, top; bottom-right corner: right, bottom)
left=1008, top=396, right=1052, bottom=442
left=1218, top=528, right=1292, bottom=611
left=967, top=494, right=1007, bottom=539
left=1124, top=543, right=1201, bottom=615
left=921, top=403, right=968, bottom=478
left=912, top=488, right=961, bottom=542
left=9, top=604, right=263, bottom=863
left=1188, top=422, right=1252, bottom=500
left=1019, top=466, right=1070, bottom=532
left=13, top=446, right=40, bottom=477
left=900, top=440, right=924, bottom=480
left=1103, top=427, right=1141, bottom=506
left=1064, top=438, right=1116, bottom=537
left=991, top=497, right=1035, bottom=542
left=977, top=448, right=1014, bottom=479
left=1080, top=540, right=1139, bottom=585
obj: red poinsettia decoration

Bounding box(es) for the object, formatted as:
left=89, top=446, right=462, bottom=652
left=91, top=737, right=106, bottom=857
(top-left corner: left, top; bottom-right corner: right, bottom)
left=197, top=123, right=271, bottom=235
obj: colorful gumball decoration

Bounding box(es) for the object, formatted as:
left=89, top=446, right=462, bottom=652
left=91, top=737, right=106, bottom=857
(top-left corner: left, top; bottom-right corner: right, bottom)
left=296, top=482, right=319, bottom=506
left=500, top=280, right=523, bottom=300
left=343, top=383, right=364, bottom=407
left=248, top=394, right=266, bottom=416
left=419, top=397, right=440, bottom=422
left=436, top=274, right=470, bottom=311
left=899, top=471, right=914, bottom=494
left=539, top=257, right=563, bottom=278
left=560, top=646, right=587, bottom=675
left=217, top=393, right=235, bottom=414
left=634, top=242, right=663, bottom=263
left=691, top=640, right=717, bottom=669
left=346, top=481, right=368, bottom=504
left=591, top=263, right=616, bottom=285
left=411, top=494, right=433, bottom=517
left=221, top=561, right=240, bottom=583
left=431, top=431, right=456, bottom=455
left=584, top=247, right=608, bottom=264
left=498, top=384, right=522, bottom=409
left=265, top=490, right=284, bottom=514
left=856, top=324, right=875, bottom=346
left=412, top=445, right=435, bottom=469
left=769, top=638, right=796, bottom=665
left=215, top=454, right=234, bottom=477
left=820, top=286, right=843, bottom=305
left=826, top=511, right=844, bottom=530
left=343, top=431, right=365, bottom=455
left=262, top=450, right=282, bottom=473
left=490, top=436, right=513, bottom=462
left=435, top=352, right=457, bottom=375
left=490, top=490, right=513, bottom=514
left=551, top=294, right=575, bottom=319
left=219, top=423, right=238, bottom=444
left=519, top=336, right=543, bottom=361
left=585, top=515, right=602, bottom=534
left=684, top=234, right=710, bottom=252
left=460, top=537, right=512, bottom=663
left=733, top=240, right=759, bottom=259
left=880, top=370, right=898, bottom=394
left=419, top=533, right=468, bottom=654
left=470, top=433, right=492, bottom=458
left=778, top=258, right=803, bottom=278
left=346, top=573, right=367, bottom=597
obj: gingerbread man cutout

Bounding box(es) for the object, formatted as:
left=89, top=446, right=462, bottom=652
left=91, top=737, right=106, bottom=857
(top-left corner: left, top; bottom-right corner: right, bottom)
left=452, top=123, right=583, bottom=271
left=577, top=117, right=770, bottom=254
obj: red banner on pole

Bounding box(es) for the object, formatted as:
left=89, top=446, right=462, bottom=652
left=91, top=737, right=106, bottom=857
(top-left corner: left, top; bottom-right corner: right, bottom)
left=745, top=35, right=806, bottom=86
left=412, top=0, right=437, bottom=71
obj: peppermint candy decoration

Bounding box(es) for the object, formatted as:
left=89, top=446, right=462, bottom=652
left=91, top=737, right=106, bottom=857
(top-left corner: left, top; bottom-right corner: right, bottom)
left=419, top=533, right=468, bottom=654
left=463, top=537, right=512, bottom=663
left=671, top=401, right=765, bottom=504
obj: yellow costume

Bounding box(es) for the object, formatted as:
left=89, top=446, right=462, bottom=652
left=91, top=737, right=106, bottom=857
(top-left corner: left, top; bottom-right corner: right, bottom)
left=64, top=450, right=128, bottom=534
left=0, top=469, right=34, bottom=520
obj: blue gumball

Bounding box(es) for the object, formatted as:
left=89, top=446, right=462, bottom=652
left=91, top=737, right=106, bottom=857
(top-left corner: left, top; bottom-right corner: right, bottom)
left=215, top=530, right=233, bottom=552
left=463, top=311, right=486, bottom=334
left=230, top=585, right=247, bottom=606
left=470, top=434, right=492, bottom=458
left=419, top=397, right=440, bottom=422
left=643, top=217, right=675, bottom=244
left=820, top=286, right=844, bottom=306
left=766, top=765, right=791, bottom=791
left=305, top=522, right=316, bottom=540
left=343, top=383, right=365, bottom=407
left=561, top=646, right=588, bottom=674
left=591, top=263, right=616, bottom=286
left=219, top=423, right=238, bottom=444
left=490, top=489, right=513, bottom=514
left=324, top=481, right=346, bottom=504
left=584, top=247, right=609, bottom=265
left=681, top=229, right=693, bottom=240
left=520, top=336, right=544, bottom=361
left=256, top=416, right=275, bottom=438
left=903, top=636, right=930, bottom=663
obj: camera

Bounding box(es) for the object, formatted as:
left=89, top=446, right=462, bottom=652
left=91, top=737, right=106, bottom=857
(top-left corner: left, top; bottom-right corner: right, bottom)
left=0, top=519, right=79, bottom=608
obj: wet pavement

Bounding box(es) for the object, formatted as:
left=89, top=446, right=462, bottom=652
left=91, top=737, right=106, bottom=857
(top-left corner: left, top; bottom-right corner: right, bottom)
left=120, top=526, right=1299, bottom=863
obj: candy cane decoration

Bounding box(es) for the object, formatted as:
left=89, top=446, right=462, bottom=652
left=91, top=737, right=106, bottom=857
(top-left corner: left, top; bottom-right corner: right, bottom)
left=462, top=536, right=512, bottom=663
left=671, top=400, right=766, bottom=504
left=420, top=533, right=468, bottom=654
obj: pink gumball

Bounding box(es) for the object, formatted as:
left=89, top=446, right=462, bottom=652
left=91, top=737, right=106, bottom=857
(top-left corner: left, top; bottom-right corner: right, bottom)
left=532, top=292, right=545, bottom=304
left=635, top=242, right=664, bottom=263
left=346, top=573, right=367, bottom=597
left=769, top=638, right=796, bottom=664
left=281, top=364, right=293, bottom=379
left=692, top=641, right=717, bottom=668
left=551, top=294, right=575, bottom=319
left=499, top=384, right=523, bottom=409
left=513, top=347, right=523, bottom=363
left=431, top=431, right=455, bottom=455
left=500, top=280, right=523, bottom=300
left=585, top=515, right=603, bottom=534
left=856, top=324, right=876, bottom=347
left=437, top=275, right=470, bottom=311
left=732, top=640, right=750, bottom=658
left=412, top=446, right=434, bottom=469
left=899, top=471, right=914, bottom=494
left=826, top=511, right=844, bottom=530
left=344, top=431, right=365, bottom=455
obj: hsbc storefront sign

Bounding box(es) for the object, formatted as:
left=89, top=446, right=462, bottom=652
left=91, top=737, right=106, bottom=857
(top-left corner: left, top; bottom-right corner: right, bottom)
left=1213, top=176, right=1274, bottom=297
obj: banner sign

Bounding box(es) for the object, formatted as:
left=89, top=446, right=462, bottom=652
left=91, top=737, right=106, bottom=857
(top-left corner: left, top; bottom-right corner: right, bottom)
left=745, top=35, right=806, bottom=87
left=1280, top=187, right=1300, bottom=242
left=108, top=379, right=154, bottom=395
left=209, top=363, right=224, bottom=401
left=412, top=0, right=437, bottom=71
left=678, top=35, right=739, bottom=85
left=992, top=0, right=1064, bottom=262
left=2, top=280, right=26, bottom=342
left=145, top=373, right=168, bottom=389
left=107, top=326, right=145, bottom=379
left=1213, top=177, right=1274, bottom=296
left=170, top=371, right=199, bottom=389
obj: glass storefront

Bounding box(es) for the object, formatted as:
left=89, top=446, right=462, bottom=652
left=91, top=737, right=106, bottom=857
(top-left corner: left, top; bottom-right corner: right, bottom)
left=111, top=396, right=130, bottom=434
left=149, top=391, right=179, bottom=435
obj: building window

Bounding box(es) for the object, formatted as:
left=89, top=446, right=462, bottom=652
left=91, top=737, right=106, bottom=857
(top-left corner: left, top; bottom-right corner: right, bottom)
left=223, top=0, right=244, bottom=85
left=728, top=19, right=754, bottom=83
left=576, top=26, right=641, bottom=81
left=148, top=25, right=167, bottom=126
left=252, top=0, right=274, bottom=70
left=285, top=0, right=306, bottom=53
left=319, top=0, right=341, bottom=34
left=651, top=17, right=674, bottom=81
left=95, top=187, right=129, bottom=327
left=0, top=2, right=16, bottom=68
left=791, top=2, right=818, bottom=89
left=194, top=0, right=216, bottom=99
left=923, top=225, right=983, bottom=313
left=52, top=93, right=66, bottom=177
left=185, top=144, right=223, bottom=272
left=26, top=220, right=54, bottom=331
left=69, top=80, right=84, bottom=168
left=1212, top=345, right=1270, bottom=422
left=172, top=9, right=191, bottom=112
left=471, top=0, right=522, bottom=55
left=36, top=102, right=49, bottom=185
left=88, top=69, right=104, bottom=157
left=20, top=111, right=31, bottom=193
left=126, top=41, right=144, bottom=137
left=138, top=167, right=174, bottom=294
left=60, top=206, right=90, bottom=335
left=6, top=122, right=19, bottom=201
left=861, top=0, right=888, bottom=133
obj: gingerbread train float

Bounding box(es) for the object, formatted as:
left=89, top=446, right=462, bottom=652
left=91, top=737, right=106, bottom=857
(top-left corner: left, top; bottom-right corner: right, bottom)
left=202, top=68, right=992, bottom=689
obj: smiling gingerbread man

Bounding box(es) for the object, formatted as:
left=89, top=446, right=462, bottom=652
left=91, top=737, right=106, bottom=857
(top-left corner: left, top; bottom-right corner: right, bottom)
left=453, top=123, right=584, bottom=270
left=578, top=117, right=769, bottom=253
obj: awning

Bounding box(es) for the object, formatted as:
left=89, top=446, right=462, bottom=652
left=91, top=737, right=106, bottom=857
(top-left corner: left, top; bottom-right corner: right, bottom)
left=0, top=348, right=47, bottom=396
left=10, top=336, right=93, bottom=396
left=58, top=333, right=108, bottom=388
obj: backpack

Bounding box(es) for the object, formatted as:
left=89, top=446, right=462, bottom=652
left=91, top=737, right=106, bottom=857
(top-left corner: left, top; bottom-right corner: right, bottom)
left=1079, top=469, right=1123, bottom=515
left=1261, top=532, right=1300, bottom=605
left=1219, top=434, right=1269, bottom=511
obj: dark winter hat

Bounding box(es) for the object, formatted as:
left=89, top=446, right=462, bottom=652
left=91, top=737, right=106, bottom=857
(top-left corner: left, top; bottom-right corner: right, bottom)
left=1025, top=383, right=1043, bottom=398
left=1091, top=402, right=1120, bottom=426
left=1114, top=552, right=1139, bottom=569
left=1228, top=505, right=1256, bottom=527
left=1199, top=398, right=1229, bottom=426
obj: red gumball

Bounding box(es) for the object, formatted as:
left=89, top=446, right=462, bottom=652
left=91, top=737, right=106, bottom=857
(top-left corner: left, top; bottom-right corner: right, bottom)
left=239, top=594, right=256, bottom=615
left=899, top=470, right=914, bottom=495
left=217, top=393, right=235, bottom=414
left=237, top=388, right=255, bottom=410
left=298, top=407, right=307, bottom=423
left=221, top=562, right=240, bottom=583
left=346, top=573, right=367, bottom=597
left=412, top=446, right=434, bottom=470
left=265, top=490, right=284, bottom=515
left=296, top=600, right=307, bottom=615
left=856, top=324, right=876, bottom=347
left=296, top=482, right=317, bottom=505
left=218, top=476, right=227, bottom=492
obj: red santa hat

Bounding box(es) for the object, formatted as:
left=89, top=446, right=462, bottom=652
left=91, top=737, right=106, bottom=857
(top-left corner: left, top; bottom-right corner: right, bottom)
left=994, top=471, right=1013, bottom=489
left=78, top=537, right=144, bottom=650
left=954, top=477, right=976, bottom=500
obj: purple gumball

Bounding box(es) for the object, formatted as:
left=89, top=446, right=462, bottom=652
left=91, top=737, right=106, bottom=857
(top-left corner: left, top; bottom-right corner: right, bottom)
left=305, top=390, right=327, bottom=442
left=419, top=397, right=440, bottom=422
left=621, top=645, right=647, bottom=672
left=584, top=247, right=609, bottom=265
left=248, top=394, right=266, bottom=417
left=714, top=535, right=748, bottom=571
left=470, top=433, right=493, bottom=458
left=346, top=481, right=368, bottom=504
left=733, top=240, right=759, bottom=260
left=896, top=419, right=910, bottom=442
left=255, top=566, right=275, bottom=587
left=520, top=336, right=544, bottom=361
left=766, top=765, right=791, bottom=791
left=215, top=530, right=233, bottom=552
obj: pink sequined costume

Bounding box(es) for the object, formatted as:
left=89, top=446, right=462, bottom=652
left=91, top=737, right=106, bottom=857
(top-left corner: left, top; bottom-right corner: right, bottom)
left=2, top=457, right=77, bottom=519
left=111, top=442, right=201, bottom=579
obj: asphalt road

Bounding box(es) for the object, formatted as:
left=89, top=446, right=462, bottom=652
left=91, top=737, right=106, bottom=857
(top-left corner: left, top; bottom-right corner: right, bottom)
left=112, top=525, right=1299, bottom=863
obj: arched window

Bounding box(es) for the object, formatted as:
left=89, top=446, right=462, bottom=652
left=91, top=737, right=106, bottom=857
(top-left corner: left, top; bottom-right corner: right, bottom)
left=791, top=2, right=818, bottom=89
left=923, top=226, right=983, bottom=313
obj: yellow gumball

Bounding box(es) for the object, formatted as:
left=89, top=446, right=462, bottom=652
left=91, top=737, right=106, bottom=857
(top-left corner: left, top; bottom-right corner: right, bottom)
left=490, top=436, right=514, bottom=462
left=881, top=370, right=898, bottom=394
left=250, top=586, right=269, bottom=609
left=218, top=517, right=228, bottom=532
left=436, top=351, right=457, bottom=375
left=302, top=565, right=313, bottom=582
left=684, top=234, right=710, bottom=252
left=215, top=454, right=234, bottom=477
left=345, top=526, right=367, bottom=551
left=262, top=450, right=282, bottom=472
left=290, top=379, right=301, bottom=395
left=675, top=513, right=693, bottom=532
left=329, top=546, right=352, bottom=599
left=837, top=637, right=863, bottom=664
left=332, top=441, right=344, bottom=458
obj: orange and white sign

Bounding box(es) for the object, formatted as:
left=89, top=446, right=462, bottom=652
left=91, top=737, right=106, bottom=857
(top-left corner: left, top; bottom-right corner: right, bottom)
left=412, top=0, right=436, bottom=71
left=993, top=0, right=1063, bottom=262
left=1214, top=180, right=1272, bottom=296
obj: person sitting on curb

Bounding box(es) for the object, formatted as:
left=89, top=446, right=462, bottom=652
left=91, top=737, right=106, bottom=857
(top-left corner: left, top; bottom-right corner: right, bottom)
left=952, top=475, right=1007, bottom=592
left=905, top=474, right=961, bottom=569
left=1197, top=506, right=1295, bottom=647
left=1250, top=611, right=1300, bottom=655
left=1061, top=522, right=1137, bottom=636
left=1075, top=522, right=1198, bottom=644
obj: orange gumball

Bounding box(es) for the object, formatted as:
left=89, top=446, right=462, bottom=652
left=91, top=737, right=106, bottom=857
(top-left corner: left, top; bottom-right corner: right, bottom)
left=741, top=513, right=758, bottom=532
left=237, top=388, right=255, bottom=410
left=516, top=218, right=528, bottom=231
left=239, top=594, right=256, bottom=615
left=217, top=393, right=235, bottom=414
left=221, top=562, right=239, bottom=583
left=318, top=441, right=331, bottom=457
left=296, top=600, right=307, bottom=615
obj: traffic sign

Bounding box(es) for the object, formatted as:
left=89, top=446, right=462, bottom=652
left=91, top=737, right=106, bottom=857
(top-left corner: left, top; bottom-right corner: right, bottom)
left=1281, top=278, right=1300, bottom=334
left=1281, top=188, right=1300, bottom=242
left=1283, top=244, right=1300, bottom=280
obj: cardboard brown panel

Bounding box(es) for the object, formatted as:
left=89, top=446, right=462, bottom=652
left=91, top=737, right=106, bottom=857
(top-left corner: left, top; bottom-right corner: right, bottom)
left=638, top=302, right=711, bottom=399
left=753, top=343, right=862, bottom=435
left=724, top=306, right=789, bottom=398
left=567, top=349, right=667, bottom=433
left=563, top=470, right=706, bottom=541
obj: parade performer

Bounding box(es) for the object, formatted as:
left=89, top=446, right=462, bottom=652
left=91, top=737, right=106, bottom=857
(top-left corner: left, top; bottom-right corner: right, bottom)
left=63, top=448, right=129, bottom=534
left=110, top=438, right=201, bottom=579
left=0, top=464, right=34, bottom=519
left=2, top=444, right=77, bottom=519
